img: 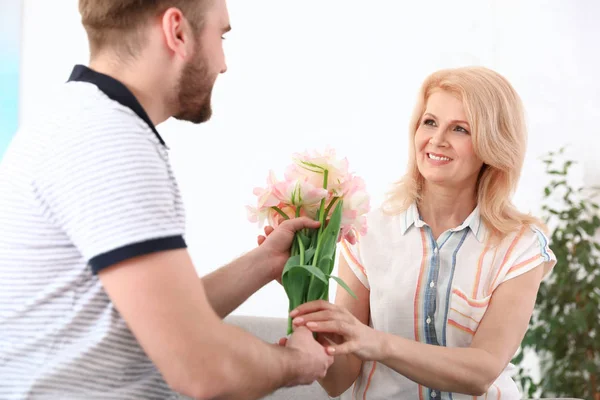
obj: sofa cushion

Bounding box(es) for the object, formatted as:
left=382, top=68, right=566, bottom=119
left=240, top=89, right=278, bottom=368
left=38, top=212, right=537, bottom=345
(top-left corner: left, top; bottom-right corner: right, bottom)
left=225, top=315, right=333, bottom=399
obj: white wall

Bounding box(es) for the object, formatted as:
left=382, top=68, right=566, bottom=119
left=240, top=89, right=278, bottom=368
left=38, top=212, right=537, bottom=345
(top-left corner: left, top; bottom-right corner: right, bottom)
left=20, top=0, right=600, bottom=319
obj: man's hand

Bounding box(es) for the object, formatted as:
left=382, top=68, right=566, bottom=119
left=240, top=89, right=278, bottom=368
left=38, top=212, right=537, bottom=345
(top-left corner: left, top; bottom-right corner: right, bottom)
left=255, top=217, right=320, bottom=282
left=284, top=326, right=334, bottom=386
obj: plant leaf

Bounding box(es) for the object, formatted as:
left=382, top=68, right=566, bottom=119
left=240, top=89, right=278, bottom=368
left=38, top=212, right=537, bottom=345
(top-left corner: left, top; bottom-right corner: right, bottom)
left=306, top=279, right=327, bottom=302
left=317, top=201, right=344, bottom=263
left=285, top=264, right=328, bottom=284
left=329, top=275, right=357, bottom=299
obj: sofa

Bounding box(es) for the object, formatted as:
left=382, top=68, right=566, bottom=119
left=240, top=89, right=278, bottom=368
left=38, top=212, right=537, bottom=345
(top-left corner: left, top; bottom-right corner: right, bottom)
left=225, top=314, right=337, bottom=399
left=224, top=314, right=582, bottom=400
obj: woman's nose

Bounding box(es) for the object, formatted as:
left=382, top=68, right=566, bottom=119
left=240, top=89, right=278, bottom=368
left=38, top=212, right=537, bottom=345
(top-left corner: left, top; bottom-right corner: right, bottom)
left=429, top=129, right=448, bottom=147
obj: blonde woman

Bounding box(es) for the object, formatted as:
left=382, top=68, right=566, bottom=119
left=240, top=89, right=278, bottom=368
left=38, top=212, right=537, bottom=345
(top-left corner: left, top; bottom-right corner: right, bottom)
left=288, top=67, right=556, bottom=399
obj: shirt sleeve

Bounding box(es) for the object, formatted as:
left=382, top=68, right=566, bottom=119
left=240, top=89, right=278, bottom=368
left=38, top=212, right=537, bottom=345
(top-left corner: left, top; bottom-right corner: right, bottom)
left=339, top=239, right=369, bottom=290
left=33, top=126, right=186, bottom=274
left=491, top=225, right=556, bottom=291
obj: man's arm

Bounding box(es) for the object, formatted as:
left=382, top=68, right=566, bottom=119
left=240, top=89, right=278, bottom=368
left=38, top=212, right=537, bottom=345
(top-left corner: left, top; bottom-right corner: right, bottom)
left=201, top=249, right=271, bottom=318
left=99, top=247, right=329, bottom=400
left=203, top=221, right=318, bottom=319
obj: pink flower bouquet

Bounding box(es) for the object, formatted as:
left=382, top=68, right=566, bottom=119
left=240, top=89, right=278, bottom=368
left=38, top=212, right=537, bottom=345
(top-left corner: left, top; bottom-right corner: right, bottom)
left=247, top=148, right=370, bottom=333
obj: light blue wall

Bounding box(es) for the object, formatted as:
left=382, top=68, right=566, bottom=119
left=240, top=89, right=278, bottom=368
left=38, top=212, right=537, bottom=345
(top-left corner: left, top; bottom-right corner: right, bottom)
left=0, top=1, right=22, bottom=159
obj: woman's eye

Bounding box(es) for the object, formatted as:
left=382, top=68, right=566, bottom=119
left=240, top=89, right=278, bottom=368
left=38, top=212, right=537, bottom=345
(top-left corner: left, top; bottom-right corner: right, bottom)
left=455, top=126, right=469, bottom=134
left=424, top=119, right=436, bottom=126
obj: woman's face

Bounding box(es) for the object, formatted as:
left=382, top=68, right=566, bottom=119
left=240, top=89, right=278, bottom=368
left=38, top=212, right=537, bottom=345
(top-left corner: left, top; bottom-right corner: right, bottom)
left=414, top=90, right=484, bottom=190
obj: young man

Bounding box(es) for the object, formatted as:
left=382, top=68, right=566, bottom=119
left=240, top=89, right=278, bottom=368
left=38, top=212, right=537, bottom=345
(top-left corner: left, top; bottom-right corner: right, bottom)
left=0, top=1, right=333, bottom=399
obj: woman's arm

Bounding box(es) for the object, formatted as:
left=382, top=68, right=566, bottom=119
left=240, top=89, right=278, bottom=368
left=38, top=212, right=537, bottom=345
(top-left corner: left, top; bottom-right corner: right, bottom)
left=310, top=256, right=371, bottom=397
left=294, top=261, right=549, bottom=396
left=376, top=264, right=546, bottom=395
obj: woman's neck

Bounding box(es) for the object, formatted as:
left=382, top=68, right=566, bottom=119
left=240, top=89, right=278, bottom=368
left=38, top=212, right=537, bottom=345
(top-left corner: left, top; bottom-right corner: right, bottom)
left=418, top=183, right=477, bottom=239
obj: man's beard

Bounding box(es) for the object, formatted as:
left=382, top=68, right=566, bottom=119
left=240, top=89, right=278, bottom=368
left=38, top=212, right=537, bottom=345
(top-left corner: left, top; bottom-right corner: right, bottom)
left=172, top=51, right=215, bottom=124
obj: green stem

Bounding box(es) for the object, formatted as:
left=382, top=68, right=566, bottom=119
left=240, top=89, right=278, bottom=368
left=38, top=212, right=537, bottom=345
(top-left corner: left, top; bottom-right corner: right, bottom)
left=312, top=170, right=329, bottom=267
left=297, top=234, right=305, bottom=265
left=306, top=170, right=329, bottom=306
left=272, top=206, right=290, bottom=221
left=325, top=196, right=340, bottom=217
left=295, top=206, right=304, bottom=264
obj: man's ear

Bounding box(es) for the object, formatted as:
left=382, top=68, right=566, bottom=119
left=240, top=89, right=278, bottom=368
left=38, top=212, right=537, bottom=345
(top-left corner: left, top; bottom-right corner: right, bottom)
left=161, top=7, right=193, bottom=60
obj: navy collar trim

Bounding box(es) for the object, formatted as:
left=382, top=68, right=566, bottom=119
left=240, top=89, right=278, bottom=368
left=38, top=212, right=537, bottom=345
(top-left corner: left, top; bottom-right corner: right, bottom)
left=67, top=65, right=166, bottom=147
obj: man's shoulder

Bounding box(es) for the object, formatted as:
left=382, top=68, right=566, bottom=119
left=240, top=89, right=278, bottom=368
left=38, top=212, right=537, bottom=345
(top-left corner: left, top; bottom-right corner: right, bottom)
left=25, top=82, right=159, bottom=160
left=61, top=81, right=152, bottom=135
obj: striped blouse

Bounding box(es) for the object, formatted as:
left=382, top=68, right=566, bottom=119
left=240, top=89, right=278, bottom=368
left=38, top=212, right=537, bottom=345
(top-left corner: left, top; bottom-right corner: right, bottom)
left=339, top=203, right=556, bottom=400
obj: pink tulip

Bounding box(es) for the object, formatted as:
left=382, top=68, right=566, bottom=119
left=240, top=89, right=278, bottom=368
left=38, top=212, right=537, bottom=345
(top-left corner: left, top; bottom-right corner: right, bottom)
left=339, top=175, right=370, bottom=240
left=286, top=147, right=351, bottom=196
left=274, top=178, right=328, bottom=208
left=247, top=170, right=284, bottom=226
left=248, top=147, right=371, bottom=330
left=247, top=148, right=370, bottom=241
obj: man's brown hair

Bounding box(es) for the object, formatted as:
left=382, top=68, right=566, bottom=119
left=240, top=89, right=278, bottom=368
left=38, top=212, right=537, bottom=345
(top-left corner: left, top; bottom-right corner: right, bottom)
left=78, top=0, right=211, bottom=58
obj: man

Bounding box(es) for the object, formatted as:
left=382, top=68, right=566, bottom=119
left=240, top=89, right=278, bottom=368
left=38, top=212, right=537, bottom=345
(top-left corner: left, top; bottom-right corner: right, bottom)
left=0, top=0, right=333, bottom=399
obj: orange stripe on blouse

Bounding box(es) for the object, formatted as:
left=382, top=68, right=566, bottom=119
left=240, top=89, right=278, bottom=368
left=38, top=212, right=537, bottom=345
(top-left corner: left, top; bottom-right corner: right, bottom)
left=450, top=307, right=480, bottom=324
left=482, top=244, right=501, bottom=297
left=490, top=226, right=526, bottom=291
left=414, top=229, right=428, bottom=400
left=362, top=362, right=377, bottom=400
left=352, top=363, right=363, bottom=400
left=413, top=229, right=428, bottom=341
left=342, top=241, right=368, bottom=277
left=418, top=385, right=426, bottom=400
left=448, top=319, right=476, bottom=335
left=452, top=289, right=490, bottom=308
left=494, top=383, right=502, bottom=399
left=507, top=254, right=542, bottom=274
left=473, top=243, right=491, bottom=297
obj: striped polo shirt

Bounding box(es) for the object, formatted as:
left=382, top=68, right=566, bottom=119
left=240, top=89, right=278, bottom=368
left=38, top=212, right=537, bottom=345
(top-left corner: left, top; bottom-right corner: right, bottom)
left=340, top=203, right=556, bottom=400
left=0, top=65, right=187, bottom=399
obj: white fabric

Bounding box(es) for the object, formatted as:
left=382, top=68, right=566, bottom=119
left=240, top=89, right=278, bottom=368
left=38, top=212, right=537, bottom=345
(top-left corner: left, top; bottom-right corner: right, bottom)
left=340, top=204, right=556, bottom=400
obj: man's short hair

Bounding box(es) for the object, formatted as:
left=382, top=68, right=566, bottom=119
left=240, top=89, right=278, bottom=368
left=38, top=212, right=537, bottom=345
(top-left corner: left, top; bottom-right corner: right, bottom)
left=78, top=0, right=211, bottom=58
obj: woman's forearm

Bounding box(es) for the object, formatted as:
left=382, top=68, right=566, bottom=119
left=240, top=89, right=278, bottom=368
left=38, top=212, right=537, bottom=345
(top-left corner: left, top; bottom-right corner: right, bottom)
left=378, top=333, right=499, bottom=396
left=318, top=353, right=362, bottom=397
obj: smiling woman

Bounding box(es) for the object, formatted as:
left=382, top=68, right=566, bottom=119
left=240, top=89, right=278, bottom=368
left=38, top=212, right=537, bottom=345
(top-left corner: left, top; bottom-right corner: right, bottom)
left=0, top=1, right=22, bottom=159
left=290, top=67, right=557, bottom=400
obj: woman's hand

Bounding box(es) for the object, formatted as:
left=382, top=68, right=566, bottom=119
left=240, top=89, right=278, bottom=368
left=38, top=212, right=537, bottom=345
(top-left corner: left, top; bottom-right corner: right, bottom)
left=290, top=300, right=386, bottom=361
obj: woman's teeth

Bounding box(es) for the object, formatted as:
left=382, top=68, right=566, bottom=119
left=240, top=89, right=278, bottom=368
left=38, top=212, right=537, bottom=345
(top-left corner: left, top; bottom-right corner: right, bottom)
left=428, top=153, right=451, bottom=161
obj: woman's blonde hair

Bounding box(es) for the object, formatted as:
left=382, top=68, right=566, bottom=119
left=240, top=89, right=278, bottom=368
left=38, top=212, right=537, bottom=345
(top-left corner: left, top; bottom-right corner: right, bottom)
left=382, top=66, right=545, bottom=238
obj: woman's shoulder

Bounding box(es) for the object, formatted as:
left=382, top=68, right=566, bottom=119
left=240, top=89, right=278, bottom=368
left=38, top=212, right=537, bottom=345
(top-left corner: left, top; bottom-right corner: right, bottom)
left=488, top=223, right=556, bottom=290
left=498, top=223, right=551, bottom=250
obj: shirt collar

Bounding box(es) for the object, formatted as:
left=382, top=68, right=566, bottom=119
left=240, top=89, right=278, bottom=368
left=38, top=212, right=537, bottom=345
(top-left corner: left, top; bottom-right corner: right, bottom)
left=400, top=202, right=486, bottom=242
left=67, top=65, right=166, bottom=147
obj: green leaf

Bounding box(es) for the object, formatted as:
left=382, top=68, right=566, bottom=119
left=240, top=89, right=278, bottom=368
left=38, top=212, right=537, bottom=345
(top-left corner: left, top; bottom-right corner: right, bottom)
left=512, top=349, right=524, bottom=364
left=306, top=277, right=326, bottom=302
left=281, top=263, right=308, bottom=334
left=303, top=247, right=316, bottom=265
left=282, top=254, right=301, bottom=274
left=317, top=201, right=344, bottom=262
left=329, top=275, right=357, bottom=299
left=297, top=231, right=312, bottom=249
left=284, top=264, right=328, bottom=284
left=318, top=256, right=333, bottom=274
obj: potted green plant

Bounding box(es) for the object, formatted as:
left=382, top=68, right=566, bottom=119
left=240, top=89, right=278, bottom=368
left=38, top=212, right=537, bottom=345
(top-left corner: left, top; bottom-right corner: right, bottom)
left=513, top=148, right=600, bottom=399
